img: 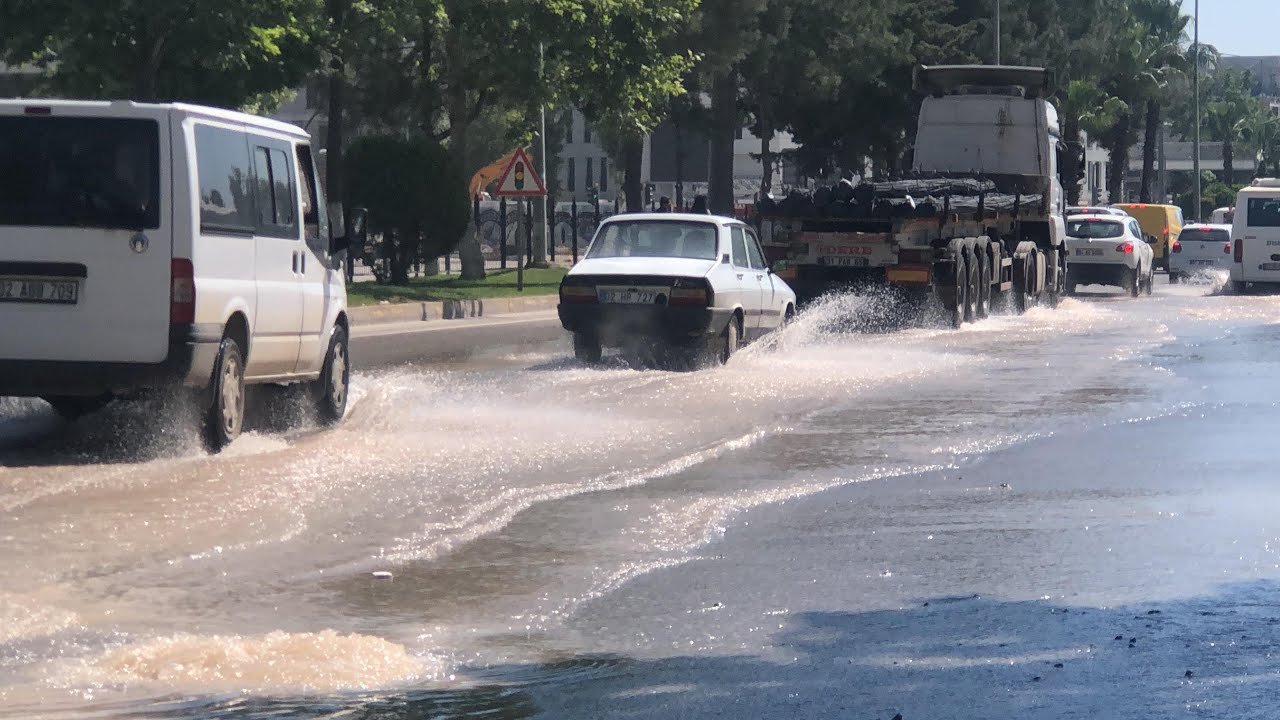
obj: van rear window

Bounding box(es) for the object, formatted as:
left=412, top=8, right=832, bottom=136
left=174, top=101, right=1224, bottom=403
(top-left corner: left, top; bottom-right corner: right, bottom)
left=1247, top=198, right=1280, bottom=228
left=0, top=116, right=160, bottom=229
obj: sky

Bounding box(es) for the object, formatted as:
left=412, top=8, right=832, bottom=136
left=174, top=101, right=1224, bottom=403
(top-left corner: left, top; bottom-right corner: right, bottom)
left=1182, top=0, right=1280, bottom=57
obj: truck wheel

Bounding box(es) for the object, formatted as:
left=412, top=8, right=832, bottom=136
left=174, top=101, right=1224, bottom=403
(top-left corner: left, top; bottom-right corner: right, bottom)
left=1014, top=252, right=1036, bottom=314
left=949, top=253, right=967, bottom=329
left=314, top=325, right=350, bottom=425
left=973, top=245, right=991, bottom=320
left=1046, top=250, right=1064, bottom=309
left=573, top=332, right=603, bottom=364
left=203, top=336, right=246, bottom=452
left=964, top=248, right=980, bottom=323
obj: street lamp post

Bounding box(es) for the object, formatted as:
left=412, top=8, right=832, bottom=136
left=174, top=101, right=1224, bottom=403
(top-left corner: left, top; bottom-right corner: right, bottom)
left=994, top=0, right=1001, bottom=65
left=1193, top=0, right=1202, bottom=220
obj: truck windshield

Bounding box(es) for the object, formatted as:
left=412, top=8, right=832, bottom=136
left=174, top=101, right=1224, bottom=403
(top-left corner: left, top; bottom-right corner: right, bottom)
left=1067, top=219, right=1123, bottom=238
left=587, top=221, right=719, bottom=260
left=0, top=116, right=160, bottom=229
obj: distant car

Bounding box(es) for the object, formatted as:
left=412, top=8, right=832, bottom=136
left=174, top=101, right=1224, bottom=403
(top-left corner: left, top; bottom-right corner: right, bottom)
left=558, top=213, right=798, bottom=367
left=1211, top=206, right=1235, bottom=224
left=1067, top=206, right=1129, bottom=217
left=1065, top=214, right=1155, bottom=297
left=1168, top=223, right=1232, bottom=282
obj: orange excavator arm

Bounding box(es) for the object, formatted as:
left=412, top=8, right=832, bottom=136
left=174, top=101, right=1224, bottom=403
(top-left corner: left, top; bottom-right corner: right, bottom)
left=469, top=149, right=521, bottom=199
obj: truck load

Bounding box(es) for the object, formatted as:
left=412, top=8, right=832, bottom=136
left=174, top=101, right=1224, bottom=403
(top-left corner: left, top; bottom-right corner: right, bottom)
left=760, top=65, right=1077, bottom=328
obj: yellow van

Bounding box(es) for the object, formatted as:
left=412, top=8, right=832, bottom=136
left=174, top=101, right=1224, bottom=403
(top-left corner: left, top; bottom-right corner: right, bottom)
left=1111, top=203, right=1185, bottom=271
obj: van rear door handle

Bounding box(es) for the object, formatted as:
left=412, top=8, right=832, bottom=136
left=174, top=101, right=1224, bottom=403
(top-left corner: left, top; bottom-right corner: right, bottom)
left=301, top=253, right=306, bottom=273
left=292, top=252, right=298, bottom=273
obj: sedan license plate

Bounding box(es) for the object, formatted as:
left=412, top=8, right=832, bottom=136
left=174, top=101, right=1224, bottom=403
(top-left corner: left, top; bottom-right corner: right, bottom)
left=1190, top=259, right=1215, bottom=266
left=1075, top=248, right=1104, bottom=257
left=818, top=256, right=869, bottom=268
left=0, top=277, right=79, bottom=304
left=599, top=288, right=658, bottom=304
left=1261, top=262, right=1280, bottom=271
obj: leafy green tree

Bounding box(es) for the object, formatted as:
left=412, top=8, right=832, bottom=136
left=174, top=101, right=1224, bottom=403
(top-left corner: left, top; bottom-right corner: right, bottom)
left=344, top=135, right=469, bottom=285
left=1057, top=80, right=1129, bottom=203
left=1202, top=68, right=1257, bottom=182
left=0, top=0, right=321, bottom=106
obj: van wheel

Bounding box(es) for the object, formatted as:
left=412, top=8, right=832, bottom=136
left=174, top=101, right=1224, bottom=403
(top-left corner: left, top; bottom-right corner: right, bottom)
left=203, top=336, right=245, bottom=452
left=315, top=325, right=350, bottom=424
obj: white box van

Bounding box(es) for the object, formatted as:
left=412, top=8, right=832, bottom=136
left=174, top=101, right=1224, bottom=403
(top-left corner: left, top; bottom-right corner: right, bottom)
left=0, top=100, right=366, bottom=450
left=1230, top=179, right=1280, bottom=293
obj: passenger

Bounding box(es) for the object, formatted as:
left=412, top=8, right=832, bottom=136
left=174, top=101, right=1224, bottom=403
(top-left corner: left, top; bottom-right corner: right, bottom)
left=690, top=195, right=710, bottom=214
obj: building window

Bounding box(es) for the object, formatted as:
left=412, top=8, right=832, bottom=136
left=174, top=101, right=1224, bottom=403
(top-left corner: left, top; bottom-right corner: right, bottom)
left=565, top=111, right=574, bottom=144
left=585, top=157, right=594, bottom=192
left=600, top=158, right=608, bottom=192
left=567, top=158, right=576, bottom=193
left=584, top=125, right=592, bottom=144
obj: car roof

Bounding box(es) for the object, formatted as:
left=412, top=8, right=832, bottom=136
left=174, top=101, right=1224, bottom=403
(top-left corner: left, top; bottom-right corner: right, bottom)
left=600, top=213, right=735, bottom=226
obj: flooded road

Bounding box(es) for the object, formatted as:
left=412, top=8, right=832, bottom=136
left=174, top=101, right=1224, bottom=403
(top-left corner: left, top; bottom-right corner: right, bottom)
left=3, top=275, right=1280, bottom=718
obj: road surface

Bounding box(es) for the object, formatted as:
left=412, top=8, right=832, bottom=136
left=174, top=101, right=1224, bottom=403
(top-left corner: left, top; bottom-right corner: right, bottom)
left=3, top=274, right=1280, bottom=719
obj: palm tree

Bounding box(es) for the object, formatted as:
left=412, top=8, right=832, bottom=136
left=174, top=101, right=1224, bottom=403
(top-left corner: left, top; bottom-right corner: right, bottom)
left=1057, top=80, right=1128, bottom=203
left=1132, top=0, right=1189, bottom=202
left=1202, top=68, right=1256, bottom=182
left=1243, top=108, right=1280, bottom=178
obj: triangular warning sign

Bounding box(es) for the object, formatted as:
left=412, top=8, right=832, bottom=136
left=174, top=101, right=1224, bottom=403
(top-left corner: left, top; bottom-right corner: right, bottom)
left=493, top=147, right=546, bottom=197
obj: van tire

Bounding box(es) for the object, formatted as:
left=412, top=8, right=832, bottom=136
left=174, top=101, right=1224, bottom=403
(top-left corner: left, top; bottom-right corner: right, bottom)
left=315, top=325, right=350, bottom=424
left=203, top=336, right=246, bottom=452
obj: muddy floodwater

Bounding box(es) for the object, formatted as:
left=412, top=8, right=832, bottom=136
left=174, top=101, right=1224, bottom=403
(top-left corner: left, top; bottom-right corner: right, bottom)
left=5, top=274, right=1280, bottom=719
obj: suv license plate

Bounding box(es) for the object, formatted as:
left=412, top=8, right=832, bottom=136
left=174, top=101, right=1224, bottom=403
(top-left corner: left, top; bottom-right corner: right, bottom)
left=818, top=256, right=869, bottom=267
left=0, top=277, right=79, bottom=304
left=599, top=289, right=658, bottom=304
left=1076, top=248, right=1104, bottom=256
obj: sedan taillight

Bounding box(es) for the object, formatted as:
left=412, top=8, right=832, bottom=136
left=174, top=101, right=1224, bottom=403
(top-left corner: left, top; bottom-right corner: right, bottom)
left=670, top=278, right=712, bottom=307
left=1171, top=240, right=1181, bottom=254
left=560, top=283, right=598, bottom=304
left=1225, top=242, right=1232, bottom=255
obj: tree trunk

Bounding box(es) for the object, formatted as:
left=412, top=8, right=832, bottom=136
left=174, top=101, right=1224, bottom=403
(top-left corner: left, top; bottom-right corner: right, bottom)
left=758, top=92, right=773, bottom=197
left=1140, top=100, right=1159, bottom=203
left=445, top=2, right=485, bottom=280
left=708, top=70, right=738, bottom=215
left=1222, top=140, right=1235, bottom=183
left=1105, top=116, right=1131, bottom=204
left=1063, top=114, right=1084, bottom=205
left=622, top=136, right=643, bottom=213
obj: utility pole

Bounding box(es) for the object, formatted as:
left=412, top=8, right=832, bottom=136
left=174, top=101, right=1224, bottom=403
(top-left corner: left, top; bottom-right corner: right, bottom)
left=1193, top=0, right=1202, bottom=220
left=994, top=0, right=1001, bottom=65
left=537, top=41, right=550, bottom=266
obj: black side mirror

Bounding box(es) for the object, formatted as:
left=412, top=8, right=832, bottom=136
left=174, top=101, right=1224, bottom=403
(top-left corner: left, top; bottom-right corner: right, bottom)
left=722, top=253, right=731, bottom=264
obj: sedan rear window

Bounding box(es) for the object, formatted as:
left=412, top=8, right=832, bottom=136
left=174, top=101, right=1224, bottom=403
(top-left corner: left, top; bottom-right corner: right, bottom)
left=1067, top=219, right=1123, bottom=238
left=1179, top=228, right=1229, bottom=243
left=0, top=116, right=160, bottom=229
left=588, top=221, right=719, bottom=260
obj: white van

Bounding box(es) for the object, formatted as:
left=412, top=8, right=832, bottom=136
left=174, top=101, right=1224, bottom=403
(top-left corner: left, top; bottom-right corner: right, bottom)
left=0, top=100, right=366, bottom=450
left=1230, top=179, right=1280, bottom=293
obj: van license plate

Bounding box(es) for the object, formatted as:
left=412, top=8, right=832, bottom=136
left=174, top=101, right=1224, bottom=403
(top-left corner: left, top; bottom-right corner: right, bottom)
left=0, top=277, right=79, bottom=304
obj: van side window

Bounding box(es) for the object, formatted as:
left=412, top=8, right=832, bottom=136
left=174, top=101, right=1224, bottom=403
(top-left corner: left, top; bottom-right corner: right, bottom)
left=195, top=125, right=255, bottom=234
left=249, top=140, right=299, bottom=239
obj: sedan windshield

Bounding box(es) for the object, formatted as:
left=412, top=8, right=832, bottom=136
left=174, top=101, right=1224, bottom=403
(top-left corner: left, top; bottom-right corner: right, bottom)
left=1067, top=219, right=1123, bottom=239
left=0, top=116, right=160, bottom=229
left=587, top=220, right=719, bottom=260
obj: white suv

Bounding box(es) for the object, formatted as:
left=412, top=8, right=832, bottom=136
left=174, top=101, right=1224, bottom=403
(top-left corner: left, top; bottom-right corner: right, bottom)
left=1064, top=214, right=1154, bottom=297
left=0, top=100, right=366, bottom=450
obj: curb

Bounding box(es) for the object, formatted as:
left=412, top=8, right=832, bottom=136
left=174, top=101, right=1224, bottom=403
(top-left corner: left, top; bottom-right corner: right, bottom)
left=348, top=294, right=560, bottom=326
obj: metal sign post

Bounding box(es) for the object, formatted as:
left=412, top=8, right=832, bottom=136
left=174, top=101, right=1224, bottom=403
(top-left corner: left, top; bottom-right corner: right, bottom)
left=493, top=147, right=547, bottom=291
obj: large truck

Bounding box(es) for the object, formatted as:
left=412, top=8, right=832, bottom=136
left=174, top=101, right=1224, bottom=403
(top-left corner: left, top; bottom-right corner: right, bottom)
left=761, top=65, right=1077, bottom=327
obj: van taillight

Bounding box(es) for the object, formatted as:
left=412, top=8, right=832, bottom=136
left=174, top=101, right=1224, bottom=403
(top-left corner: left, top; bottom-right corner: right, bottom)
left=1234, top=240, right=1243, bottom=263
left=171, top=258, right=195, bottom=323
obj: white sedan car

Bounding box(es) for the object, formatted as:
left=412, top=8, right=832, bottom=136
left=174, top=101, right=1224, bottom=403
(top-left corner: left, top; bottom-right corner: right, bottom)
left=1168, top=223, right=1232, bottom=283
left=1065, top=214, right=1154, bottom=297
left=558, top=213, right=798, bottom=367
